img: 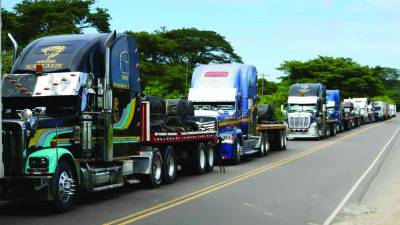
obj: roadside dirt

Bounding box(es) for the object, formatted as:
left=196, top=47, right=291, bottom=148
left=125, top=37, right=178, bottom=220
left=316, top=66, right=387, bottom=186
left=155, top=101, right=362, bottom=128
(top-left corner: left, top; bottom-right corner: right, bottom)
left=334, top=161, right=400, bottom=225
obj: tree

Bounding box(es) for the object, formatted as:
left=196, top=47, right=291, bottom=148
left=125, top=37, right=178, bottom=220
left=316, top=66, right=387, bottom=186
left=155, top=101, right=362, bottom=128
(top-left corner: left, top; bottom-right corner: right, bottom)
left=277, top=56, right=386, bottom=98
left=127, top=28, right=242, bottom=97
left=1, top=0, right=110, bottom=49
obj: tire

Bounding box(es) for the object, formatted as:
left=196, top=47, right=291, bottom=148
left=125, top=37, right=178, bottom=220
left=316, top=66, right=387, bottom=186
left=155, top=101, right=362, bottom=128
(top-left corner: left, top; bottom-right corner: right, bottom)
left=263, top=133, right=270, bottom=155
left=205, top=143, right=215, bottom=172
left=192, top=142, right=206, bottom=174
left=257, top=133, right=265, bottom=157
left=278, top=130, right=287, bottom=151
left=326, top=126, right=331, bottom=138
left=233, top=141, right=241, bottom=164
left=141, top=148, right=163, bottom=188
left=315, top=127, right=321, bottom=140
left=162, top=146, right=177, bottom=184
left=282, top=130, right=287, bottom=150
left=53, top=160, right=76, bottom=212
left=331, top=125, right=337, bottom=137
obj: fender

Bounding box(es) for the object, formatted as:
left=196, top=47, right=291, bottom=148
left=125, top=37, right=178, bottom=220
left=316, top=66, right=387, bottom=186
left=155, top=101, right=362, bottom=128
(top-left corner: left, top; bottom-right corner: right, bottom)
left=25, top=148, right=79, bottom=181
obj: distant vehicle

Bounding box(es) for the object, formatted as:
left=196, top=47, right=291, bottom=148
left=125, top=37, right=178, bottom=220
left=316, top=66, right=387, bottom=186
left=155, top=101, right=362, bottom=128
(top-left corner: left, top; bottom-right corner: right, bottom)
left=283, top=83, right=336, bottom=140
left=388, top=104, right=397, bottom=118
left=189, top=64, right=287, bottom=163
left=327, top=90, right=346, bottom=132
left=374, top=101, right=388, bottom=121
left=343, top=98, right=366, bottom=125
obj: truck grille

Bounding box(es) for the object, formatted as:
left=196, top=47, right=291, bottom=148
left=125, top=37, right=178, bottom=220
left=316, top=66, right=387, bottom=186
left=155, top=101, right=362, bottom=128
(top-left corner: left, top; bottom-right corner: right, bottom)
left=2, top=121, right=25, bottom=176
left=288, top=116, right=310, bottom=129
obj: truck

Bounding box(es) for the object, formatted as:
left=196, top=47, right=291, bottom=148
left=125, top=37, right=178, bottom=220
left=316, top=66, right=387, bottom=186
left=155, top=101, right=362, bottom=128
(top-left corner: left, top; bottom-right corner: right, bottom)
left=0, top=32, right=218, bottom=211
left=188, top=64, right=287, bottom=164
left=326, top=90, right=346, bottom=132
left=283, top=83, right=337, bottom=140
left=374, top=101, right=388, bottom=121
left=367, top=100, right=376, bottom=123
left=388, top=104, right=397, bottom=118
left=343, top=98, right=370, bottom=124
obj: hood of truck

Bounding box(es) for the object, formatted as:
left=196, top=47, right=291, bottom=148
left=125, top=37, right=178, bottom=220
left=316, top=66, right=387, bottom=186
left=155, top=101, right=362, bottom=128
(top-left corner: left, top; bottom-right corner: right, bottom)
left=188, top=88, right=237, bottom=102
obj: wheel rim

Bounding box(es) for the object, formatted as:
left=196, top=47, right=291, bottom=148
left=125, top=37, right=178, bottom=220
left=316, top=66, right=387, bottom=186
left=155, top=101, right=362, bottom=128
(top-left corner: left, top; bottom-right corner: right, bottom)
left=199, top=148, right=206, bottom=169
left=153, top=155, right=162, bottom=181
left=167, top=152, right=175, bottom=177
left=58, top=171, right=73, bottom=203
left=280, top=133, right=284, bottom=147
left=208, top=148, right=214, bottom=167
left=265, top=137, right=269, bottom=153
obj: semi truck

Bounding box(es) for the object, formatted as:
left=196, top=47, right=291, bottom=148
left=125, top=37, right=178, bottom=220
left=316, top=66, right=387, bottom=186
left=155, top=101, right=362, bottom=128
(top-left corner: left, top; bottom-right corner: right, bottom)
left=283, top=83, right=337, bottom=140
left=188, top=64, right=287, bottom=164
left=343, top=98, right=369, bottom=124
left=389, top=104, right=397, bottom=118
left=0, top=32, right=218, bottom=211
left=326, top=90, right=346, bottom=132
left=374, top=101, right=388, bottom=121
left=342, top=101, right=362, bottom=128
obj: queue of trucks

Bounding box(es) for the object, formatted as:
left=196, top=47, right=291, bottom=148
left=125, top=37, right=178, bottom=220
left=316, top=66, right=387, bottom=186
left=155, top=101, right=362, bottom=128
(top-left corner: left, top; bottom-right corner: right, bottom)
left=0, top=32, right=397, bottom=211
left=282, top=84, right=396, bottom=140
left=0, top=32, right=288, bottom=211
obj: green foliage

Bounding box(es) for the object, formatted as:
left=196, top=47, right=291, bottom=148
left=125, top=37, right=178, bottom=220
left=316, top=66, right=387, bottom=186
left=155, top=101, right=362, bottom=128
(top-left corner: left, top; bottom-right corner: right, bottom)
left=278, top=56, right=386, bottom=99
left=1, top=0, right=110, bottom=49
left=372, top=96, right=396, bottom=105
left=258, top=80, right=291, bottom=122
left=257, top=78, right=277, bottom=95
left=1, top=51, right=14, bottom=76
left=127, top=28, right=242, bottom=98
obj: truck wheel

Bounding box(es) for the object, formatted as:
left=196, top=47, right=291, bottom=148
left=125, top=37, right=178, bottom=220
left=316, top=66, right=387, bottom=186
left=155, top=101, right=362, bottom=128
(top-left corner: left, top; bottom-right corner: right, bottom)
left=162, top=146, right=177, bottom=184
left=233, top=142, right=241, bottom=164
left=205, top=143, right=215, bottom=172
left=257, top=133, right=265, bottom=157
left=53, top=160, right=76, bottom=212
left=326, top=127, right=331, bottom=138
left=259, top=133, right=269, bottom=157
left=331, top=125, right=337, bottom=136
left=142, top=148, right=163, bottom=188
left=278, top=130, right=287, bottom=151
left=315, top=128, right=321, bottom=140
left=192, top=143, right=206, bottom=174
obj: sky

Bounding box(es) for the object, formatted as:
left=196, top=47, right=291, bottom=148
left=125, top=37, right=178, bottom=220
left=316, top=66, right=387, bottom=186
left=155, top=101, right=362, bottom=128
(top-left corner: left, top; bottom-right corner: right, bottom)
left=2, top=0, right=400, bottom=81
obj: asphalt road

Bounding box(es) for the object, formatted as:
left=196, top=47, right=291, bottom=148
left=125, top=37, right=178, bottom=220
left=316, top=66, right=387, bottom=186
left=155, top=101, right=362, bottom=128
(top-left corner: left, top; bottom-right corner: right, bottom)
left=1, top=117, right=399, bottom=225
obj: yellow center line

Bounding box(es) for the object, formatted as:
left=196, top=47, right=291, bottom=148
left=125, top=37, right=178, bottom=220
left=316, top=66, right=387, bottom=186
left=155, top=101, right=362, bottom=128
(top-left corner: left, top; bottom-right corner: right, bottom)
left=104, top=123, right=381, bottom=225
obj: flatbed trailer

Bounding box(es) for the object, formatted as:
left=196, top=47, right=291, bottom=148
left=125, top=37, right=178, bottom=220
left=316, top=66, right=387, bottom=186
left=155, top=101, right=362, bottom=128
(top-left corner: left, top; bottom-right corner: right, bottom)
left=255, top=123, right=287, bottom=156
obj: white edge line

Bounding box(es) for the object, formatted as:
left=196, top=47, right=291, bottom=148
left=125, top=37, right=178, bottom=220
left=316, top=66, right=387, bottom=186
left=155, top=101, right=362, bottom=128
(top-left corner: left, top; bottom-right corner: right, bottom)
left=323, top=125, right=400, bottom=225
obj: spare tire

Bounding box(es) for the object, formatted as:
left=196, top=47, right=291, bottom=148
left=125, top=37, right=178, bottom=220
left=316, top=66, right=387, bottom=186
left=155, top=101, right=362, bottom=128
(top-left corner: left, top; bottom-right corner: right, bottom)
left=166, top=99, right=187, bottom=118
left=142, top=96, right=166, bottom=120
left=257, top=105, right=275, bottom=123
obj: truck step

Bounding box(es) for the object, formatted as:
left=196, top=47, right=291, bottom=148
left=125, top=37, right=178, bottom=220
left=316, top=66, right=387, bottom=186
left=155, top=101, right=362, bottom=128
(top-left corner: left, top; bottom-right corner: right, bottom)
left=125, top=178, right=141, bottom=185
left=93, top=183, right=124, bottom=192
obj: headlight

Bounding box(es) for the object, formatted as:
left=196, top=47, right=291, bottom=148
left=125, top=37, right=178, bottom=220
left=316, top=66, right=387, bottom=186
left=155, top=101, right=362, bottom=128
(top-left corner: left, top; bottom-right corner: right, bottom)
left=29, top=157, right=49, bottom=168
left=21, top=109, right=33, bottom=121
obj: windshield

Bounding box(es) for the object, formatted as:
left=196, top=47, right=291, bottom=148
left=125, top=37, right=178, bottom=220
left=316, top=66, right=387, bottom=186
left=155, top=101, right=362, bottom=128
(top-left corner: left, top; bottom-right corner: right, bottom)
left=194, top=102, right=235, bottom=111
left=288, top=104, right=316, bottom=113
left=375, top=107, right=381, bottom=110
